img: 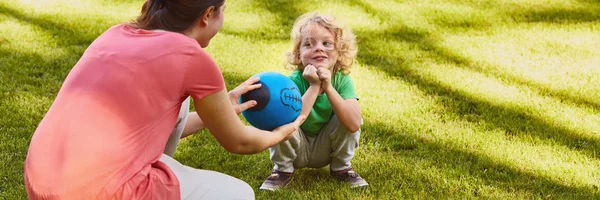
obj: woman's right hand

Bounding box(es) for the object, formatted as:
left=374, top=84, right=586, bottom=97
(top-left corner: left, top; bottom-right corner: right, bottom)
left=228, top=76, right=261, bottom=115
left=302, top=64, right=321, bottom=86
left=272, top=115, right=307, bottom=141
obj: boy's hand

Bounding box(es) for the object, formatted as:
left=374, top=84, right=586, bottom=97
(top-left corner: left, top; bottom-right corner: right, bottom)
left=303, top=64, right=321, bottom=86
left=228, top=76, right=261, bottom=114
left=317, top=67, right=333, bottom=92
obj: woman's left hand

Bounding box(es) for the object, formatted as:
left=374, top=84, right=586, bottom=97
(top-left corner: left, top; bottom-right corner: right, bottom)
left=229, top=76, right=262, bottom=114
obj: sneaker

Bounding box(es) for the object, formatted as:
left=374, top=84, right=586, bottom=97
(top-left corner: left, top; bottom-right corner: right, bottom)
left=331, top=168, right=369, bottom=188
left=259, top=171, right=293, bottom=191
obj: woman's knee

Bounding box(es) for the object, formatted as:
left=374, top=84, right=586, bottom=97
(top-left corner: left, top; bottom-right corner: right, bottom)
left=232, top=179, right=254, bottom=199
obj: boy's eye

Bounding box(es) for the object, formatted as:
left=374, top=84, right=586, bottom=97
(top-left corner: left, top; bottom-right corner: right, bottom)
left=303, top=42, right=312, bottom=47
left=323, top=41, right=333, bottom=46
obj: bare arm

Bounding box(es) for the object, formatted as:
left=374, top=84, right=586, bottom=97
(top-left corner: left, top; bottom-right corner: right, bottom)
left=301, top=64, right=322, bottom=116
left=319, top=68, right=361, bottom=132
left=324, top=89, right=362, bottom=132
left=300, top=86, right=320, bottom=117
left=181, top=77, right=262, bottom=138
left=194, top=89, right=304, bottom=154
left=181, top=112, right=204, bottom=138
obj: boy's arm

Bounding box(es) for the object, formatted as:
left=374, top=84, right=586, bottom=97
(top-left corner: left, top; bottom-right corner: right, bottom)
left=300, top=85, right=320, bottom=117
left=319, top=68, right=361, bottom=132
left=324, top=89, right=362, bottom=132
left=300, top=64, right=322, bottom=117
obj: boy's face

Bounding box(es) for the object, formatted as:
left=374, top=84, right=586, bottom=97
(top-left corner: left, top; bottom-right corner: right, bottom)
left=299, top=24, right=339, bottom=71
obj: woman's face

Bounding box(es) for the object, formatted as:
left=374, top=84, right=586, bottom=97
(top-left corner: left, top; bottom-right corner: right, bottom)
left=299, top=24, right=339, bottom=70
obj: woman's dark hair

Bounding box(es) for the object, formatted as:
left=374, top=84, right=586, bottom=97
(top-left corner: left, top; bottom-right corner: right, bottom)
left=132, top=0, right=225, bottom=33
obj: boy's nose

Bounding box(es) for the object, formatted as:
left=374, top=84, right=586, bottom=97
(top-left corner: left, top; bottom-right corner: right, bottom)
left=314, top=44, right=325, bottom=52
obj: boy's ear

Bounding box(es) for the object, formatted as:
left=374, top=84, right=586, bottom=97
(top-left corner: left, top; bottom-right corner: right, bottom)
left=198, top=6, right=216, bottom=26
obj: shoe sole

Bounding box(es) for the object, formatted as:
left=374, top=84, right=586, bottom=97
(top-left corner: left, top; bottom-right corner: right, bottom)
left=350, top=180, right=369, bottom=188
left=259, top=177, right=293, bottom=191
left=259, top=186, right=276, bottom=191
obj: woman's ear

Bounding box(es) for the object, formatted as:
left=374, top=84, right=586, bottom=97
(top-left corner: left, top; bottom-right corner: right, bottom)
left=198, top=6, right=216, bottom=26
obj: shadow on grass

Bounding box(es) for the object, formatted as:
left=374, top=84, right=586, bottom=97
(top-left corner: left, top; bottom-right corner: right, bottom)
left=0, top=48, right=70, bottom=99
left=508, top=5, right=600, bottom=24
left=354, top=0, right=600, bottom=111
left=252, top=0, right=306, bottom=30
left=0, top=4, right=99, bottom=53
left=356, top=23, right=600, bottom=156
left=457, top=59, right=600, bottom=112
left=219, top=0, right=307, bottom=41
left=336, top=0, right=600, bottom=153
left=362, top=121, right=600, bottom=198
left=0, top=3, right=102, bottom=99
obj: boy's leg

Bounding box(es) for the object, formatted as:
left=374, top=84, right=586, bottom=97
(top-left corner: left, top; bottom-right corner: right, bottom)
left=308, top=115, right=361, bottom=170
left=260, top=129, right=310, bottom=190
left=160, top=154, right=254, bottom=200
left=310, top=115, right=368, bottom=188
left=164, top=97, right=191, bottom=157
left=269, top=129, right=310, bottom=173
left=328, top=116, right=361, bottom=171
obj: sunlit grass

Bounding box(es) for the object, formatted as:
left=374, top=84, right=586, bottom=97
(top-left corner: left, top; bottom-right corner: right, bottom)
left=2, top=0, right=600, bottom=199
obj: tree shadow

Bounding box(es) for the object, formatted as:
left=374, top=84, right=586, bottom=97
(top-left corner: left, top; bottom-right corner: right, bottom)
left=220, top=0, right=307, bottom=41
left=349, top=0, right=600, bottom=113
left=356, top=24, right=600, bottom=158
left=252, top=0, right=306, bottom=30
left=360, top=121, right=600, bottom=198
left=337, top=0, right=600, bottom=155
left=0, top=3, right=105, bottom=100
left=0, top=48, right=69, bottom=100
left=0, top=4, right=100, bottom=54
left=508, top=5, right=600, bottom=24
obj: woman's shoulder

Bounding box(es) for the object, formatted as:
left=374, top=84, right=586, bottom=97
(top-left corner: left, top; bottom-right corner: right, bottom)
left=115, top=23, right=198, bottom=47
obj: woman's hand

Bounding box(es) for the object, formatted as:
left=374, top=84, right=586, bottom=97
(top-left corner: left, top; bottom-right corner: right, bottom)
left=303, top=64, right=321, bottom=86
left=228, top=76, right=261, bottom=114
left=272, top=115, right=307, bottom=141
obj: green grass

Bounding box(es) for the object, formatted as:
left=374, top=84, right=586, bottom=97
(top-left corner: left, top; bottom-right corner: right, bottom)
left=2, top=0, right=600, bottom=199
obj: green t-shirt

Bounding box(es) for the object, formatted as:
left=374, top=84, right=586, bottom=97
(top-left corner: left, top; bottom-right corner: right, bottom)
left=289, top=70, right=358, bottom=136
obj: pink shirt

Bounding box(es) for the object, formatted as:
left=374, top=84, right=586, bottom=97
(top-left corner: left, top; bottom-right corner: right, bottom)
left=24, top=24, right=225, bottom=199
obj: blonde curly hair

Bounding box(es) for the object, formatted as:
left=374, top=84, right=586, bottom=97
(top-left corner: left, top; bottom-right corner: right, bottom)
left=286, top=12, right=358, bottom=74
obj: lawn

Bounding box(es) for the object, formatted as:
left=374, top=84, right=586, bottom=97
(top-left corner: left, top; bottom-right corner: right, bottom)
left=1, top=0, right=600, bottom=199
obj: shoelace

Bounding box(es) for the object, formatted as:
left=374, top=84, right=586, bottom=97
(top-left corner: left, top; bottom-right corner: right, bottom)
left=347, top=170, right=358, bottom=178
left=269, top=172, right=292, bottom=180
left=268, top=174, right=280, bottom=180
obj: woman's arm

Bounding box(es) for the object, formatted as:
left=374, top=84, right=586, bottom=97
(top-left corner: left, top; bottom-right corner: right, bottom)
left=181, top=76, right=262, bottom=138
left=194, top=89, right=304, bottom=154
left=181, top=112, right=204, bottom=138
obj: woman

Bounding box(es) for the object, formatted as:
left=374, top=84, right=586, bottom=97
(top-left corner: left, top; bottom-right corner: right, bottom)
left=23, top=0, right=303, bottom=199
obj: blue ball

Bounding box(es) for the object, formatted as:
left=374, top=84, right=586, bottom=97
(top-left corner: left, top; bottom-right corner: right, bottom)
left=240, top=72, right=302, bottom=131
